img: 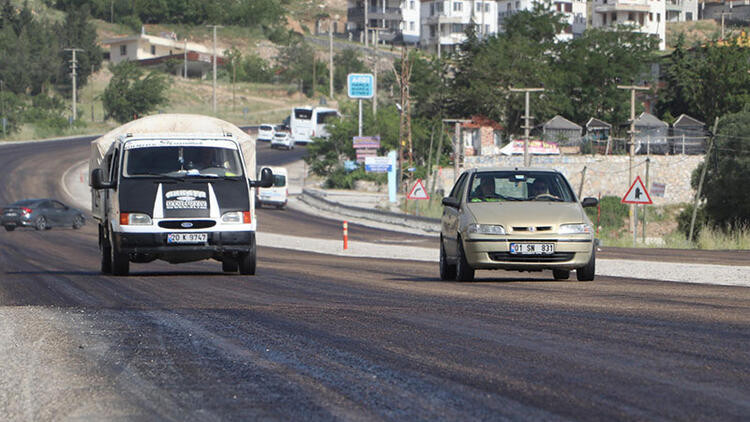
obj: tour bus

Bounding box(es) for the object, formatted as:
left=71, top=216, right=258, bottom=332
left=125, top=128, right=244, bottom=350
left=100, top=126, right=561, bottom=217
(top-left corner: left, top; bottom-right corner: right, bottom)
left=289, top=106, right=340, bottom=144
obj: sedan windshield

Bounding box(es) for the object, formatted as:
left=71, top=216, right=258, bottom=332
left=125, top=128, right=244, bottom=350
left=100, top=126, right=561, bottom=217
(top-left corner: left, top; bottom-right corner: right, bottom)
left=123, top=145, right=244, bottom=178
left=468, top=171, right=575, bottom=203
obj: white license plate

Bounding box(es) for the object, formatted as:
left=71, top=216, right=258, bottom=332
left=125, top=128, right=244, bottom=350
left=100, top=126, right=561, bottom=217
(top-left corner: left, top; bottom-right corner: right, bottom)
left=167, top=233, right=208, bottom=244
left=5, top=213, right=17, bottom=216
left=509, top=243, right=554, bottom=255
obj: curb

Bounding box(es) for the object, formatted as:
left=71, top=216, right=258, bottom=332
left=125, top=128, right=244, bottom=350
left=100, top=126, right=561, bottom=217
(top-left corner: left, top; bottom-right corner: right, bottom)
left=299, top=188, right=441, bottom=233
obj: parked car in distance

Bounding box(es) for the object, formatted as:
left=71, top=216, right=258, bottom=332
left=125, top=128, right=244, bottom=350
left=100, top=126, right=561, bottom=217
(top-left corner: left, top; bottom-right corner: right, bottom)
left=271, top=129, right=294, bottom=150
left=1, top=198, right=85, bottom=231
left=257, top=124, right=275, bottom=142
left=256, top=166, right=288, bottom=209
left=440, top=167, right=598, bottom=282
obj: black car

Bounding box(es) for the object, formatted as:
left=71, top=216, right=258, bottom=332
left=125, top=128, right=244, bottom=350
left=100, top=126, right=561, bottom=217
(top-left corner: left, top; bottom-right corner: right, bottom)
left=1, top=199, right=85, bottom=231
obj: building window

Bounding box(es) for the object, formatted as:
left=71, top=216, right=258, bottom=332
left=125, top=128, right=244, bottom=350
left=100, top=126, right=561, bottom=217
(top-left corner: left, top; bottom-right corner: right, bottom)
left=453, top=1, right=462, bottom=12
left=410, top=0, right=415, bottom=9
left=436, top=2, right=443, bottom=13
left=430, top=3, right=434, bottom=15
left=452, top=23, right=463, bottom=33
left=556, top=2, right=562, bottom=12
left=686, top=12, right=693, bottom=20
left=657, top=13, right=660, bottom=22
left=150, top=45, right=156, bottom=55
left=628, top=12, right=634, bottom=21
left=430, top=25, right=436, bottom=37
left=649, top=12, right=653, bottom=21
left=120, top=45, right=127, bottom=56
left=476, top=2, right=481, bottom=12
left=515, top=1, right=520, bottom=9
left=485, top=3, right=489, bottom=12
left=611, top=12, right=616, bottom=22
left=485, top=24, right=490, bottom=33
left=410, top=21, right=415, bottom=31
left=565, top=3, right=572, bottom=12
left=603, top=14, right=607, bottom=24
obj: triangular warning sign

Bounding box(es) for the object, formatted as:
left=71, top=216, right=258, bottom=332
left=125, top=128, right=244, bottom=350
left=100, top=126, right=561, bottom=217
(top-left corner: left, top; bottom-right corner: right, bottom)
left=621, top=176, right=653, bottom=204
left=407, top=179, right=430, bottom=200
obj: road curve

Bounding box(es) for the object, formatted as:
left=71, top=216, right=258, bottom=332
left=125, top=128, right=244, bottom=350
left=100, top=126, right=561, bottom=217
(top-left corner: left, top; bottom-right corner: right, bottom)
left=0, top=137, right=748, bottom=421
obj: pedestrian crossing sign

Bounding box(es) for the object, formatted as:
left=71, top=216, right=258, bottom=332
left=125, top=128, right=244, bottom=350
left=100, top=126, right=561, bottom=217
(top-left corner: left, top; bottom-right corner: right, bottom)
left=621, top=176, right=653, bottom=205
left=407, top=179, right=430, bottom=200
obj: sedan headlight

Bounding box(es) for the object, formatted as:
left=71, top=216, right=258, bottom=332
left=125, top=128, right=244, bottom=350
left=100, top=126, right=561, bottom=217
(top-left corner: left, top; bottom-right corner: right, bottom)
left=221, top=211, right=251, bottom=224
left=558, top=223, right=592, bottom=234
left=467, top=223, right=506, bottom=235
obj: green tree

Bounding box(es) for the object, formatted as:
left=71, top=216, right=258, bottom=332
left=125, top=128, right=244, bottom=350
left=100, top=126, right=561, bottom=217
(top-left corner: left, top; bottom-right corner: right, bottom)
left=333, top=48, right=367, bottom=93
left=657, top=36, right=750, bottom=124
left=102, top=61, right=169, bottom=123
left=55, top=4, right=104, bottom=95
left=690, top=111, right=750, bottom=228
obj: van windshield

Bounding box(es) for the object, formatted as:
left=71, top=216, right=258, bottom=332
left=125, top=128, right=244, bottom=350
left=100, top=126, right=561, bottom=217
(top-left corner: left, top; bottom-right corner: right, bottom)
left=123, top=145, right=244, bottom=179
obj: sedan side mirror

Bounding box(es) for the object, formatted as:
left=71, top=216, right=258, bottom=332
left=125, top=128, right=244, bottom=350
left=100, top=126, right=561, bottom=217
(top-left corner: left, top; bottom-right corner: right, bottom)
left=90, top=168, right=115, bottom=190
left=249, top=167, right=274, bottom=188
left=581, top=197, right=598, bottom=208
left=442, top=197, right=460, bottom=208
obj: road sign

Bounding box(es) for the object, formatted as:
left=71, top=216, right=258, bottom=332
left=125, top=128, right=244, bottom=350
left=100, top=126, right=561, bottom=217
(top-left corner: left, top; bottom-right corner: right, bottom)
left=622, top=176, right=653, bottom=204
left=347, top=73, right=374, bottom=99
left=364, top=156, right=391, bottom=173
left=407, top=179, right=430, bottom=200
left=651, top=182, right=666, bottom=197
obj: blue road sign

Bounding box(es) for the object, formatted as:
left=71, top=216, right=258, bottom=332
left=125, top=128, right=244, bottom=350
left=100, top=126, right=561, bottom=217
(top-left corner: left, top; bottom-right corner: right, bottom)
left=347, top=73, right=374, bottom=99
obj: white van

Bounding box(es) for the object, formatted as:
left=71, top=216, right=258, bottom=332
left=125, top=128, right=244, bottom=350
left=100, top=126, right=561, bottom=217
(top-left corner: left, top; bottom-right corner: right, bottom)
left=256, top=166, right=288, bottom=209
left=257, top=124, right=275, bottom=142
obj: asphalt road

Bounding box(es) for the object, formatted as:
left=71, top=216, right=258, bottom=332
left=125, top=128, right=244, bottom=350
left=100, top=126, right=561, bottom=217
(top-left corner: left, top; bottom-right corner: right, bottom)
left=0, top=137, right=748, bottom=421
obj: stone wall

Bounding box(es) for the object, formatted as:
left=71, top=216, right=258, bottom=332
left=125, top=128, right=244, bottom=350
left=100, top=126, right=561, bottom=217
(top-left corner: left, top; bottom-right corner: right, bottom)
left=431, top=154, right=704, bottom=205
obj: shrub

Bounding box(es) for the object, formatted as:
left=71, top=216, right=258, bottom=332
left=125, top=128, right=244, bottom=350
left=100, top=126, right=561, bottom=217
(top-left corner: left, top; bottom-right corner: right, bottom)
left=676, top=203, right=709, bottom=239
left=585, top=195, right=629, bottom=232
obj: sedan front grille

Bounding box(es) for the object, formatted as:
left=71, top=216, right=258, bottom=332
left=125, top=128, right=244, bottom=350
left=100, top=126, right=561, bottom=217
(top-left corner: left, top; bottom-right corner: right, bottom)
left=488, top=252, right=575, bottom=263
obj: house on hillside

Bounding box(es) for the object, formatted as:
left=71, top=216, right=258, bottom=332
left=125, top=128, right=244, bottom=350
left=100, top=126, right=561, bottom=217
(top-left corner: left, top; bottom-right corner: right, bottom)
left=543, top=115, right=582, bottom=153
left=460, top=115, right=504, bottom=156
left=346, top=0, right=421, bottom=45
left=671, top=114, right=707, bottom=154
left=102, top=30, right=225, bottom=78
left=634, top=112, right=669, bottom=154
left=584, top=117, right=612, bottom=154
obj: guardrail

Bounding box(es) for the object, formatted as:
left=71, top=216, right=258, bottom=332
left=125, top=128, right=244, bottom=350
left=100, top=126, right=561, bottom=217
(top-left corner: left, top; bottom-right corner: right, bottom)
left=299, top=188, right=441, bottom=233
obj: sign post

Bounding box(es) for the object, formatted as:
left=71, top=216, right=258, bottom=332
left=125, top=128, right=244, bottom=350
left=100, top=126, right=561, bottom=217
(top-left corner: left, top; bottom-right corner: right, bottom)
left=387, top=150, right=397, bottom=203
left=621, top=176, right=652, bottom=246
left=347, top=73, right=374, bottom=137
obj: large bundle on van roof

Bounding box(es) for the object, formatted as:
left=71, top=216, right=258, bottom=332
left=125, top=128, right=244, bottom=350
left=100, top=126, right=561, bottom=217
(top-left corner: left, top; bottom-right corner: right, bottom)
left=89, top=114, right=255, bottom=177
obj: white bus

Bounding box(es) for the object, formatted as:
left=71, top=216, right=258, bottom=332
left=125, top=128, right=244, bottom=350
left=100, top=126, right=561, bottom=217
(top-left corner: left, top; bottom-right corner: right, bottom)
left=290, top=106, right=339, bottom=144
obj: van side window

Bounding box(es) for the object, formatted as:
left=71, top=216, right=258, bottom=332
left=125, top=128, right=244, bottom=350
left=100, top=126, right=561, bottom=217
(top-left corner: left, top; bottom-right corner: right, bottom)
left=109, top=149, right=120, bottom=183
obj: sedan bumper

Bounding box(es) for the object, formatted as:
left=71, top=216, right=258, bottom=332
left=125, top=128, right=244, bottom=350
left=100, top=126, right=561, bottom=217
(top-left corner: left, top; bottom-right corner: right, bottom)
left=463, top=237, right=594, bottom=270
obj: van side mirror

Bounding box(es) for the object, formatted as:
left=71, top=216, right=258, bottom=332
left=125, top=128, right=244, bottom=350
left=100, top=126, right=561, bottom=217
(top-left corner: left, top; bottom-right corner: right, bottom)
left=249, top=167, right=274, bottom=188
left=91, top=168, right=115, bottom=190
left=581, top=197, right=598, bottom=208
left=442, top=197, right=460, bottom=208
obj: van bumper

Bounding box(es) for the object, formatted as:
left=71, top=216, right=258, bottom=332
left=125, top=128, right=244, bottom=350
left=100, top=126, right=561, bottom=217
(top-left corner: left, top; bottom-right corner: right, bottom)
left=113, top=231, right=255, bottom=255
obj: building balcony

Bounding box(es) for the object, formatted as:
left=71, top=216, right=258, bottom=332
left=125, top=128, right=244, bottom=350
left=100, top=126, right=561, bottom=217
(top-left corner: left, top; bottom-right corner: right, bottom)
left=424, top=14, right=468, bottom=25
left=594, top=2, right=650, bottom=13
left=347, top=7, right=402, bottom=23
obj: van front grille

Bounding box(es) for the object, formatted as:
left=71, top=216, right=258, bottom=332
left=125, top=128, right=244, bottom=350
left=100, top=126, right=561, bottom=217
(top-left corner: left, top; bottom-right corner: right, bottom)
left=158, top=220, right=216, bottom=229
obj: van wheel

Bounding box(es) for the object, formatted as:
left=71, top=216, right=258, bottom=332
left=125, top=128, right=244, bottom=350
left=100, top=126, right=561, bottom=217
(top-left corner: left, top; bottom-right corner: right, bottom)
left=239, top=234, right=257, bottom=275
left=222, top=259, right=238, bottom=273
left=110, top=239, right=130, bottom=276
left=455, top=238, right=475, bottom=282
left=4, top=225, right=15, bottom=232
left=553, top=269, right=570, bottom=280
left=439, top=239, right=456, bottom=280
left=100, top=225, right=112, bottom=273
left=576, top=248, right=596, bottom=282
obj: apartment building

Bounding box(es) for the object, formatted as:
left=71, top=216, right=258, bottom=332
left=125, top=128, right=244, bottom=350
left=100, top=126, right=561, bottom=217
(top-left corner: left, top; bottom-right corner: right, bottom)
left=590, top=0, right=667, bottom=50
left=497, top=0, right=588, bottom=41
left=347, top=0, right=421, bottom=44
left=420, top=0, right=500, bottom=56
left=665, top=0, right=698, bottom=22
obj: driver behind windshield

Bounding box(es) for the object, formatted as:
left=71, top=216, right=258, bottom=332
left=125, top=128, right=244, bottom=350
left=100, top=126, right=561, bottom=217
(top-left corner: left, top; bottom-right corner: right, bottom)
left=528, top=177, right=560, bottom=200
left=470, top=176, right=500, bottom=202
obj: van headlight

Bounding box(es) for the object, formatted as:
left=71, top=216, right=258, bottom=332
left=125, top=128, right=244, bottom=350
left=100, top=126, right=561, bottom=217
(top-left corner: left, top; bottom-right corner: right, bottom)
left=120, top=213, right=152, bottom=226
left=467, top=223, right=506, bottom=235
left=221, top=211, right=251, bottom=224
left=559, top=223, right=592, bottom=234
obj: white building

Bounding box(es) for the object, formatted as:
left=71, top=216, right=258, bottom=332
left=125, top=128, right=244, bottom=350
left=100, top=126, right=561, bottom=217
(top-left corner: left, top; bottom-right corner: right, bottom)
left=497, top=0, right=587, bottom=41
left=590, top=0, right=666, bottom=50
left=420, top=0, right=499, bottom=57
left=346, top=0, right=421, bottom=44
left=665, top=0, right=698, bottom=22
left=102, top=31, right=223, bottom=77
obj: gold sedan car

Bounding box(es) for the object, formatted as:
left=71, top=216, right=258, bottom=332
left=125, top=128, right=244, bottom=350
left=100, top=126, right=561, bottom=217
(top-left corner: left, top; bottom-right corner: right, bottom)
left=440, top=168, right=599, bottom=282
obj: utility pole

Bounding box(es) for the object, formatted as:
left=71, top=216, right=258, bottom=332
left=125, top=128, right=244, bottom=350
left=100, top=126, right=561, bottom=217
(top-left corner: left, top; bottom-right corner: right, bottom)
left=208, top=25, right=222, bottom=114
left=509, top=87, right=544, bottom=167
left=364, top=0, right=369, bottom=48
left=183, top=38, right=188, bottom=79
left=312, top=50, right=317, bottom=99
left=720, top=12, right=732, bottom=39
left=617, top=83, right=649, bottom=241
left=329, top=18, right=334, bottom=99
left=443, top=119, right=471, bottom=182
left=91, top=64, right=95, bottom=121
left=394, top=47, right=412, bottom=191
left=1, top=80, right=5, bottom=137
left=689, top=117, right=720, bottom=243
left=64, top=48, right=85, bottom=121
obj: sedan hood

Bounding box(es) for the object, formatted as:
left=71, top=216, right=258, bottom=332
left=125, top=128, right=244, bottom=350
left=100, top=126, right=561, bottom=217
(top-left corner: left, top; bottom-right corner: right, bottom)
left=465, top=201, right=585, bottom=228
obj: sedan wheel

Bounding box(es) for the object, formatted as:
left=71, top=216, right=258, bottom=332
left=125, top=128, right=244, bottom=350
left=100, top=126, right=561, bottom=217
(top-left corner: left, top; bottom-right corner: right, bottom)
left=4, top=225, right=15, bottom=232
left=34, top=216, right=47, bottom=231
left=455, top=238, right=475, bottom=282
left=439, top=240, right=456, bottom=281
left=576, top=249, right=596, bottom=282
left=72, top=215, right=85, bottom=229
